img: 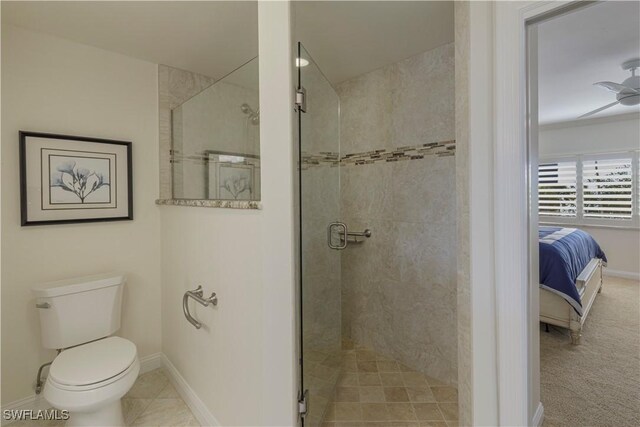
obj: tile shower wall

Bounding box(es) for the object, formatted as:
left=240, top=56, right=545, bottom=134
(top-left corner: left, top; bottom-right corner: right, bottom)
left=337, top=42, right=458, bottom=386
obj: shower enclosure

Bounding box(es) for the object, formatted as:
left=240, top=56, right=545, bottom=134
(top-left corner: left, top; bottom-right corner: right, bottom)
left=171, top=57, right=260, bottom=201
left=298, top=42, right=342, bottom=425
left=297, top=39, right=458, bottom=426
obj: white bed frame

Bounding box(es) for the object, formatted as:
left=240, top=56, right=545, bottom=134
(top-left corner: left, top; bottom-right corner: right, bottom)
left=539, top=258, right=603, bottom=345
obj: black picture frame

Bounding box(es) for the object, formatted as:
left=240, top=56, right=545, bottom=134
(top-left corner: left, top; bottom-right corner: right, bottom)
left=19, top=131, right=133, bottom=226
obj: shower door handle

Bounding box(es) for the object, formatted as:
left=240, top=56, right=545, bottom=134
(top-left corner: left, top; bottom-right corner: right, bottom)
left=327, top=222, right=348, bottom=250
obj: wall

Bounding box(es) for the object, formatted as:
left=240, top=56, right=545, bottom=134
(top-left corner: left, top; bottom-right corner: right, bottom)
left=337, top=42, right=458, bottom=386
left=1, top=25, right=161, bottom=404
left=539, top=114, right=639, bottom=157
left=160, top=207, right=264, bottom=426
left=160, top=3, right=298, bottom=425
left=539, top=115, right=640, bottom=276
left=454, top=1, right=500, bottom=425
left=159, top=65, right=264, bottom=425
left=158, top=65, right=265, bottom=427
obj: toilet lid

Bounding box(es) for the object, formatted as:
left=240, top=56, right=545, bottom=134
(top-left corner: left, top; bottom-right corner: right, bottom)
left=49, top=337, right=137, bottom=386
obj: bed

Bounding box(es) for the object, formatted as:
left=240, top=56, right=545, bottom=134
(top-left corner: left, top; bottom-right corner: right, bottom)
left=539, top=226, right=607, bottom=345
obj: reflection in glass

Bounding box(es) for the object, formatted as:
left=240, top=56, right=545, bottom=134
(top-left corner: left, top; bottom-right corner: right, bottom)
left=171, top=57, right=260, bottom=200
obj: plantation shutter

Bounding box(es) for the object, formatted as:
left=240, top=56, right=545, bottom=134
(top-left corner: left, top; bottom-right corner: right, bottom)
left=582, top=157, right=633, bottom=219
left=538, top=161, right=577, bottom=217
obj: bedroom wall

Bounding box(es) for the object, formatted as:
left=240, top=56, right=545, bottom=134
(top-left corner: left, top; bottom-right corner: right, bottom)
left=1, top=25, right=162, bottom=404
left=539, top=114, right=640, bottom=278
left=338, top=42, right=458, bottom=385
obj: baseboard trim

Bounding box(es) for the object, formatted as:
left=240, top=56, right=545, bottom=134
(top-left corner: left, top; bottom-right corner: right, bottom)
left=532, top=402, right=544, bottom=427
left=139, top=352, right=163, bottom=374
left=1, top=351, right=165, bottom=426
left=161, top=354, right=220, bottom=426
left=603, top=268, right=640, bottom=281
left=0, top=394, right=51, bottom=426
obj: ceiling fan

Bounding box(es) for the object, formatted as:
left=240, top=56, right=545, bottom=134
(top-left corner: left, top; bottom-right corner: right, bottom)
left=579, top=58, right=640, bottom=119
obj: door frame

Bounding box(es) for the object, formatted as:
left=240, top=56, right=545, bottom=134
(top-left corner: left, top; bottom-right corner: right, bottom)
left=492, top=1, right=593, bottom=425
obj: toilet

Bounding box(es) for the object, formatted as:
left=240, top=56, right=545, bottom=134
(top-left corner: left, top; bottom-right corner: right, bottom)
left=33, top=273, right=139, bottom=427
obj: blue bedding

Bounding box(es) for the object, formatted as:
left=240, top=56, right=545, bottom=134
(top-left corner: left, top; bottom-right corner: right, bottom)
left=539, top=226, right=607, bottom=316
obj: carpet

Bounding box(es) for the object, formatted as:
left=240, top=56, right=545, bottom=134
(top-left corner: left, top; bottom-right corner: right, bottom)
left=541, top=276, right=640, bottom=427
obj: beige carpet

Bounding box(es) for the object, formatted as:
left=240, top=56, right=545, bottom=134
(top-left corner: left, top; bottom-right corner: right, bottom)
left=541, top=276, right=640, bottom=427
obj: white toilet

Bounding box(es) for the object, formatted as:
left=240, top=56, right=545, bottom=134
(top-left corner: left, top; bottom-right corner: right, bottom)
left=33, top=273, right=140, bottom=427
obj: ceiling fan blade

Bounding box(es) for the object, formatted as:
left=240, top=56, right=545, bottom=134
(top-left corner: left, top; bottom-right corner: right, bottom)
left=578, top=100, right=620, bottom=119
left=594, top=81, right=639, bottom=94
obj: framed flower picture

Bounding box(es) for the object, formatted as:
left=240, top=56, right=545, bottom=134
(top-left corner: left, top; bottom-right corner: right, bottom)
left=206, top=151, right=260, bottom=201
left=19, top=131, right=133, bottom=226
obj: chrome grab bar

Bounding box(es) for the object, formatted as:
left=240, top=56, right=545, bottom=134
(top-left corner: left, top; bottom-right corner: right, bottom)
left=328, top=223, right=372, bottom=248
left=183, top=285, right=218, bottom=329
left=342, top=229, right=372, bottom=243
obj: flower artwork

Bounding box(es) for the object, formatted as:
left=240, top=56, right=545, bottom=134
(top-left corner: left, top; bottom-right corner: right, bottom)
left=20, top=132, right=132, bottom=225
left=218, top=165, right=254, bottom=200
left=50, top=158, right=111, bottom=204
left=206, top=151, right=260, bottom=201
left=220, top=174, right=251, bottom=200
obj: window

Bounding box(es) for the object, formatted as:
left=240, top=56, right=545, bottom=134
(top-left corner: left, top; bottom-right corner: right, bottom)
left=582, top=157, right=632, bottom=219
left=538, top=161, right=577, bottom=217
left=538, top=151, right=639, bottom=228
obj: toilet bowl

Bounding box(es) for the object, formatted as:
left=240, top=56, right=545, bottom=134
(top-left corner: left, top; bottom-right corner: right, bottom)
left=43, top=337, right=140, bottom=427
left=33, top=273, right=138, bottom=427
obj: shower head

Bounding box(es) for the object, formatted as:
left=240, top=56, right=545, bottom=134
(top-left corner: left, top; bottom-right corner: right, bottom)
left=241, top=103, right=260, bottom=125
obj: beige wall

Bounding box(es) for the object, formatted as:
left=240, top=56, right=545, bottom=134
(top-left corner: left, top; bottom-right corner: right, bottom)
left=1, top=25, right=162, bottom=404
left=159, top=3, right=298, bottom=425
left=160, top=207, right=264, bottom=426
left=338, top=42, right=458, bottom=386
left=582, top=226, right=639, bottom=277
left=539, top=115, right=639, bottom=157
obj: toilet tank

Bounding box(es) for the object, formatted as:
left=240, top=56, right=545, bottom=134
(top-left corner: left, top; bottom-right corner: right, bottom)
left=32, top=273, right=126, bottom=349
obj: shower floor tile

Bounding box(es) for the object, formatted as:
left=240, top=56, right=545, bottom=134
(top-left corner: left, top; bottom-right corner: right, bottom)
left=314, top=348, right=458, bottom=427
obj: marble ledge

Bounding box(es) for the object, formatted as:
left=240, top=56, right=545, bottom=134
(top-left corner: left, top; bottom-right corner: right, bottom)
left=155, top=198, right=262, bottom=210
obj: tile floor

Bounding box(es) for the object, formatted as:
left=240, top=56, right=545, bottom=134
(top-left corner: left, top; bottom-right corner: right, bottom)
left=312, top=348, right=459, bottom=427
left=8, top=356, right=456, bottom=427
left=8, top=369, right=198, bottom=427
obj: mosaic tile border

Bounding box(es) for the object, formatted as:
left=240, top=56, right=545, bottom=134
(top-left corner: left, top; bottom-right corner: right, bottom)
left=156, top=198, right=261, bottom=210
left=302, top=140, right=455, bottom=169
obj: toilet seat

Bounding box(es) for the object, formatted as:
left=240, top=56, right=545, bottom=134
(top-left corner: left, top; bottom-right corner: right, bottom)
left=44, top=354, right=140, bottom=417
left=49, top=337, right=137, bottom=391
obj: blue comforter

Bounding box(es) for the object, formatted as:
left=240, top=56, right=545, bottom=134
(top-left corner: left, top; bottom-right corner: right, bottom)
left=539, top=226, right=607, bottom=316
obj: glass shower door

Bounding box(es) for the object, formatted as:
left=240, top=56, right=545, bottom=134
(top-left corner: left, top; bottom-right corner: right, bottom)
left=297, top=42, right=342, bottom=427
